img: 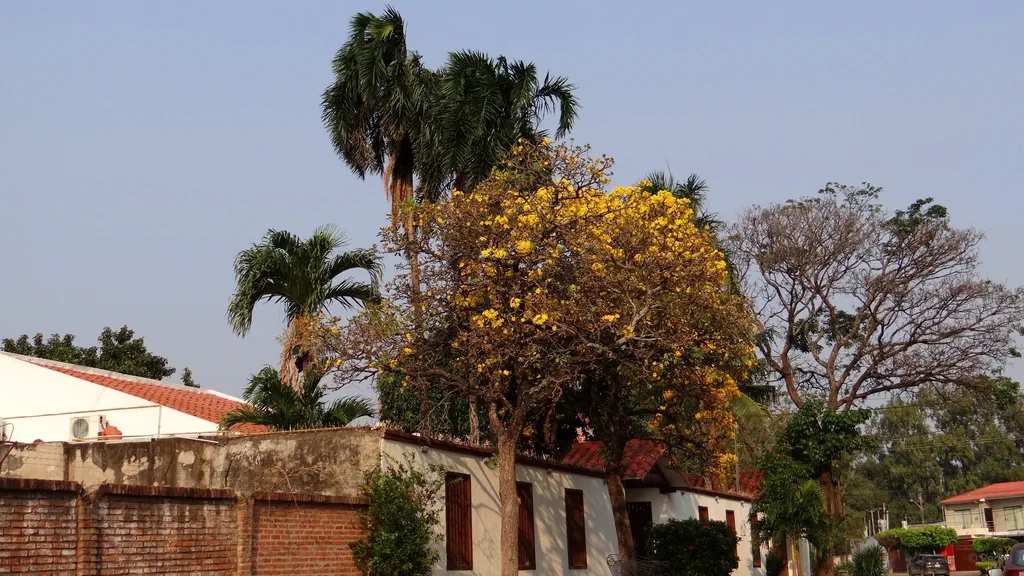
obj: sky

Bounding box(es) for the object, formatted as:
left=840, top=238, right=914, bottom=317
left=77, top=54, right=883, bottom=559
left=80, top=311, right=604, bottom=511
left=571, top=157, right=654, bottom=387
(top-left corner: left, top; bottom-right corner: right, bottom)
left=2, top=1, right=1022, bottom=400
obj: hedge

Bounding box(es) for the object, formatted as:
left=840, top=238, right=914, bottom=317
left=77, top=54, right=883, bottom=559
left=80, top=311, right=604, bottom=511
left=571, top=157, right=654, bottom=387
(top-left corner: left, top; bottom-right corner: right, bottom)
left=874, top=526, right=958, bottom=552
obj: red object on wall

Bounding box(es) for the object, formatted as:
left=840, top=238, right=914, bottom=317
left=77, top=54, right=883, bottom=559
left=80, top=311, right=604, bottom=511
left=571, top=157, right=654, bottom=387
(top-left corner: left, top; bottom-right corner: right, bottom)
left=941, top=544, right=956, bottom=571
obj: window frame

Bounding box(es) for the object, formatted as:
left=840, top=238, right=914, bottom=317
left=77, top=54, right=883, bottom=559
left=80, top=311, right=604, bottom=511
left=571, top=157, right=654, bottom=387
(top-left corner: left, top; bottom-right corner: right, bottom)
left=698, top=505, right=710, bottom=522
left=445, top=472, right=473, bottom=570
left=517, top=481, right=537, bottom=570
left=565, top=489, right=587, bottom=569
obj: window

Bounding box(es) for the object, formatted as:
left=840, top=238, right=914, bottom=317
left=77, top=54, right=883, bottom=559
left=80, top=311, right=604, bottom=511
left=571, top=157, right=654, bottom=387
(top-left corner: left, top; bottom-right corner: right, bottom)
left=698, top=506, right=710, bottom=522
left=446, top=473, right=473, bottom=570
left=751, top=515, right=762, bottom=567
left=517, top=482, right=536, bottom=570
left=565, top=489, right=587, bottom=569
left=1005, top=506, right=1023, bottom=531
left=726, top=510, right=738, bottom=555
left=952, top=509, right=973, bottom=530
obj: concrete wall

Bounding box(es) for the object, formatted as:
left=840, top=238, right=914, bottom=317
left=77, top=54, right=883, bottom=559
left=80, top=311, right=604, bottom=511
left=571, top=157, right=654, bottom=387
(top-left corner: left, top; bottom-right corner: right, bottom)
left=0, top=353, right=220, bottom=442
left=381, top=436, right=619, bottom=576
left=627, top=486, right=767, bottom=576
left=1, top=428, right=383, bottom=498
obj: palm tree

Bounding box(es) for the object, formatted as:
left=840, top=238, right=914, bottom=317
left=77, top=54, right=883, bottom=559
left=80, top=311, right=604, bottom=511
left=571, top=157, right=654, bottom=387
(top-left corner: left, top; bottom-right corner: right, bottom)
left=321, top=6, right=434, bottom=218
left=220, top=367, right=375, bottom=431
left=417, top=50, right=580, bottom=197
left=227, top=226, right=382, bottom=389
left=638, top=171, right=723, bottom=231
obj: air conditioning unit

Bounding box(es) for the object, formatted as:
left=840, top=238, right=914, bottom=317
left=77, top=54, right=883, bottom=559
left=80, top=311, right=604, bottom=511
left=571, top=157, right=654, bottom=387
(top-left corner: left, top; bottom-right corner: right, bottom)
left=69, top=415, right=107, bottom=441
left=0, top=418, right=8, bottom=442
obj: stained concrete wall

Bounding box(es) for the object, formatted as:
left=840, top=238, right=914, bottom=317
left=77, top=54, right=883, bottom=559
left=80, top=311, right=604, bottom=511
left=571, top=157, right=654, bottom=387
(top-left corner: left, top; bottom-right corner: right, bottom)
left=0, top=428, right=382, bottom=498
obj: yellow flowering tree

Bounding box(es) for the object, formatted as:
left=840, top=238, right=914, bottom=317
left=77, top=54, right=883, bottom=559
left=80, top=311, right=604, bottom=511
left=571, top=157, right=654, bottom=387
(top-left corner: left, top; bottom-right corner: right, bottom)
left=313, top=141, right=753, bottom=574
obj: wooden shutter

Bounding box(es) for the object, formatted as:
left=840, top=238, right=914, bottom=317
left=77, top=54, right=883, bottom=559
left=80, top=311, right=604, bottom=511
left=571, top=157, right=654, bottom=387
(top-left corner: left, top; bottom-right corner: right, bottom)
left=726, top=510, right=738, bottom=557
left=446, top=473, right=473, bottom=570
left=751, top=515, right=762, bottom=567
left=699, top=506, right=710, bottom=522
left=565, top=489, right=587, bottom=569
left=518, top=482, right=536, bottom=570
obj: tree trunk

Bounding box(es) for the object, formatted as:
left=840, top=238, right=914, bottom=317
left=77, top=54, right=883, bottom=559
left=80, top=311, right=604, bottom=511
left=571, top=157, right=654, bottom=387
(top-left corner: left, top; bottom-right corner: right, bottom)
left=279, top=317, right=302, bottom=391
left=468, top=396, right=479, bottom=445
left=815, top=469, right=843, bottom=576
left=607, top=468, right=636, bottom=558
left=496, top=425, right=521, bottom=576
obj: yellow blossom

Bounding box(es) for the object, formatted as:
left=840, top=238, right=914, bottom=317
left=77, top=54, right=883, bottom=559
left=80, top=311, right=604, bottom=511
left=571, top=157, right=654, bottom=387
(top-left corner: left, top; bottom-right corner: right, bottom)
left=532, top=313, right=549, bottom=325
left=601, top=314, right=620, bottom=322
left=515, top=240, right=533, bottom=254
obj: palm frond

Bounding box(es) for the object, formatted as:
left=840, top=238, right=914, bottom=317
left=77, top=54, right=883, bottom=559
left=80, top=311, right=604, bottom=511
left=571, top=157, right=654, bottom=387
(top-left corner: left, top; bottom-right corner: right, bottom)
left=324, top=397, right=376, bottom=426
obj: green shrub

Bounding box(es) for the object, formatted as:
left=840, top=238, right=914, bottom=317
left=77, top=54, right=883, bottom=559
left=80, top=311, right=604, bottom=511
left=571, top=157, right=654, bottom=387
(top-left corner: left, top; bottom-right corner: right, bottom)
left=851, top=545, right=885, bottom=576
left=977, top=561, right=997, bottom=575
left=349, top=458, right=443, bottom=576
left=973, top=537, right=1015, bottom=556
left=651, top=518, right=739, bottom=576
left=875, top=526, right=958, bottom=553
left=765, top=550, right=786, bottom=576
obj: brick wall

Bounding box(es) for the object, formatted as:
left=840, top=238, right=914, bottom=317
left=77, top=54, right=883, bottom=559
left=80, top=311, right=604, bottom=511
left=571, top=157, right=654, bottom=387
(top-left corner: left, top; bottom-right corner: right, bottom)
left=251, top=493, right=365, bottom=576
left=0, top=479, right=368, bottom=576
left=0, top=480, right=79, bottom=576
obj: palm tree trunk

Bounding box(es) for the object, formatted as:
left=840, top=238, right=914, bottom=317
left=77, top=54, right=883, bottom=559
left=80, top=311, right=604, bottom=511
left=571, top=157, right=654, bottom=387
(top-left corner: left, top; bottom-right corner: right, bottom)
left=279, top=317, right=302, bottom=391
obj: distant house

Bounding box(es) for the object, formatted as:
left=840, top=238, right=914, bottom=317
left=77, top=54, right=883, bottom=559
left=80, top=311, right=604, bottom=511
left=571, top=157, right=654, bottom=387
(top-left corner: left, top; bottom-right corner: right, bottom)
left=0, top=352, right=262, bottom=442
left=562, top=439, right=768, bottom=576
left=941, top=481, right=1024, bottom=537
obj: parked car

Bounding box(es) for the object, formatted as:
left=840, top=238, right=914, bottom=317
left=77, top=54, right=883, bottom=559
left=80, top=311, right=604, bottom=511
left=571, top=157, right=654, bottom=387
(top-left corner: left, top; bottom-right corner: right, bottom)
left=908, top=554, right=949, bottom=576
left=1003, top=543, right=1024, bottom=576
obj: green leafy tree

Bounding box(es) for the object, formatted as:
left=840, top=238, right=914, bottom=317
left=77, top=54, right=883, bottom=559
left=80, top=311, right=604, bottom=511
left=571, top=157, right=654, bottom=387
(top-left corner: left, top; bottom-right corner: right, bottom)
left=220, top=366, right=373, bottom=430
left=848, top=377, right=1024, bottom=528
left=3, top=325, right=175, bottom=380
left=180, top=367, right=199, bottom=388
left=754, top=401, right=868, bottom=576
left=350, top=457, right=443, bottom=576
left=227, top=226, right=381, bottom=389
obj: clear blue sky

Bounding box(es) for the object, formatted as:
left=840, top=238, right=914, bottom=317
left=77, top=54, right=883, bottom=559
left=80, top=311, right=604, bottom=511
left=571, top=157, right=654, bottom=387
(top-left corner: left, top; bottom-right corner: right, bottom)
left=2, top=1, right=1022, bottom=398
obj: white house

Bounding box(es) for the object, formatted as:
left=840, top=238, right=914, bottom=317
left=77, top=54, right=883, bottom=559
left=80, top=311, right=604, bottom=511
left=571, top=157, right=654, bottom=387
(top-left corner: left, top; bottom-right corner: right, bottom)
left=0, top=352, right=261, bottom=443
left=381, top=431, right=620, bottom=576
left=563, top=439, right=769, bottom=576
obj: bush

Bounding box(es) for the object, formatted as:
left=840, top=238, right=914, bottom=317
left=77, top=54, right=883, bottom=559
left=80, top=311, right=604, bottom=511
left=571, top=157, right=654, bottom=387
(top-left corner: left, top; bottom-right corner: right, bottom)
left=765, top=550, right=786, bottom=576
left=977, top=560, right=997, bottom=575
left=875, top=526, right=958, bottom=553
left=974, top=537, right=1016, bottom=556
left=651, top=518, right=739, bottom=576
left=349, top=458, right=443, bottom=576
left=851, top=545, right=885, bottom=576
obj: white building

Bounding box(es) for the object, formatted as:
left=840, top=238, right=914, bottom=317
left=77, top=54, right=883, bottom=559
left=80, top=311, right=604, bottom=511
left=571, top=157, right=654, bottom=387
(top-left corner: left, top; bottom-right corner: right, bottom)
left=562, top=439, right=769, bottom=576
left=0, top=352, right=261, bottom=443
left=382, top=431, right=620, bottom=576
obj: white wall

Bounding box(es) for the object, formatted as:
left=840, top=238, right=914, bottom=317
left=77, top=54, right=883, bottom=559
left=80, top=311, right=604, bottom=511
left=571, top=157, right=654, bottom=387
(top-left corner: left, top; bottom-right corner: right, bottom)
left=627, top=486, right=767, bottom=576
left=0, top=354, right=219, bottom=442
left=381, top=438, right=619, bottom=576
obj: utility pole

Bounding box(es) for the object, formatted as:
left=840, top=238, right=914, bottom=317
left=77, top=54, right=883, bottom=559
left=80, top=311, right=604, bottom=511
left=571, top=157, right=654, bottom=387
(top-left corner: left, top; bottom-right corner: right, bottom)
left=910, top=494, right=926, bottom=525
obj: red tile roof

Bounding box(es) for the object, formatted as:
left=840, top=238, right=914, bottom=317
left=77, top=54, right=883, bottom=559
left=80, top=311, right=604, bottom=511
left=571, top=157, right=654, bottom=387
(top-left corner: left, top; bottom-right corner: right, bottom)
left=941, top=482, right=1024, bottom=505
left=38, top=363, right=265, bottom=434
left=561, top=439, right=761, bottom=496
left=682, top=471, right=762, bottom=496
left=561, top=439, right=666, bottom=480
